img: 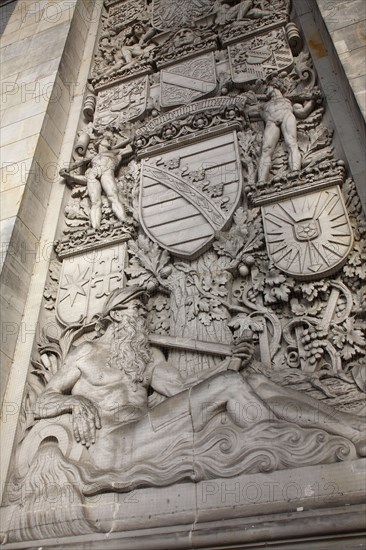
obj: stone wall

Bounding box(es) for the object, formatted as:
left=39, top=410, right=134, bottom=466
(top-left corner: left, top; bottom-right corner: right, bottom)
left=317, top=0, right=366, bottom=118
left=0, top=0, right=98, bottom=405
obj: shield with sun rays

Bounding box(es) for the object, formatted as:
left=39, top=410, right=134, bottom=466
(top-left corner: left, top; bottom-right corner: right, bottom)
left=262, top=186, right=353, bottom=279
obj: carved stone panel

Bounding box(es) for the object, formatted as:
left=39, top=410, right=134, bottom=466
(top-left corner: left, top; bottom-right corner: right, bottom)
left=262, top=186, right=353, bottom=279
left=152, top=0, right=213, bottom=31
left=106, top=0, right=145, bottom=30
left=4, top=0, right=366, bottom=547
left=56, top=243, right=127, bottom=324
left=139, top=131, right=243, bottom=258
left=160, top=53, right=217, bottom=108
left=94, top=76, right=149, bottom=130
left=229, top=27, right=293, bottom=85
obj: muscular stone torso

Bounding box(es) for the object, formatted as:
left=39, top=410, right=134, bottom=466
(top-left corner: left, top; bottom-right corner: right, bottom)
left=91, top=151, right=118, bottom=172
left=67, top=328, right=149, bottom=427
left=262, top=96, right=293, bottom=125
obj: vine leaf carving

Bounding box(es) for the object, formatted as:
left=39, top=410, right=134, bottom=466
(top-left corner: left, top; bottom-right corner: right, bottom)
left=332, top=318, right=366, bottom=360
left=252, top=267, right=294, bottom=306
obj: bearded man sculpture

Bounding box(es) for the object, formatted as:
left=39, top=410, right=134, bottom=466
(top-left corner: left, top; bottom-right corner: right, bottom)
left=34, top=287, right=365, bottom=492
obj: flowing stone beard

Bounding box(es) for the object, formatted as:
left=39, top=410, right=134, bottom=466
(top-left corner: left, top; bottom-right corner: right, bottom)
left=109, top=309, right=152, bottom=388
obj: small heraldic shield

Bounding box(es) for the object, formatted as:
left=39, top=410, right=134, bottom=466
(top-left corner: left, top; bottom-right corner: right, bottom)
left=229, top=27, right=293, bottom=85
left=140, top=131, right=243, bottom=258
left=160, top=53, right=217, bottom=108
left=262, top=186, right=353, bottom=279
left=56, top=243, right=127, bottom=324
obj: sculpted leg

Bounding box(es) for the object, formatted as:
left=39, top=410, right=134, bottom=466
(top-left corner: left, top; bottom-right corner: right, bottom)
left=190, top=371, right=272, bottom=432
left=257, top=122, right=280, bottom=185
left=246, top=373, right=365, bottom=453
left=87, top=176, right=102, bottom=229
left=101, top=173, right=126, bottom=222
left=282, top=112, right=301, bottom=171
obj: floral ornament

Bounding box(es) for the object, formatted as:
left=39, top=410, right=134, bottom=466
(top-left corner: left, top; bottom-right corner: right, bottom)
left=343, top=239, right=366, bottom=282
left=161, top=123, right=178, bottom=140
left=228, top=314, right=263, bottom=343
left=167, top=157, right=181, bottom=170
left=290, top=297, right=324, bottom=317
left=352, top=288, right=366, bottom=316
left=192, top=113, right=210, bottom=130
left=294, top=280, right=330, bottom=303
left=332, top=317, right=366, bottom=361
left=201, top=271, right=230, bottom=298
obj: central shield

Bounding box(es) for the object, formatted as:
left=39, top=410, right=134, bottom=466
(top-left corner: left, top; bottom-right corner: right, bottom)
left=139, top=131, right=243, bottom=258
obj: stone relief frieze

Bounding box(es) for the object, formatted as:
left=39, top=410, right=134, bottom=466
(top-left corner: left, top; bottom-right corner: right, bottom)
left=218, top=0, right=291, bottom=46
left=3, top=0, right=366, bottom=544
left=153, top=27, right=218, bottom=69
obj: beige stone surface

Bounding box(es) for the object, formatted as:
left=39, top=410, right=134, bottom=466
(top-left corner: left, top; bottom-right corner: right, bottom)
left=317, top=0, right=366, bottom=118
left=0, top=0, right=93, bottom=413
left=0, top=0, right=100, bottom=503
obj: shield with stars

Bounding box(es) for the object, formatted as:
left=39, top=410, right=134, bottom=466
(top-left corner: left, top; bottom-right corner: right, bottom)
left=139, top=130, right=243, bottom=259
left=56, top=243, right=127, bottom=325
left=261, top=186, right=353, bottom=279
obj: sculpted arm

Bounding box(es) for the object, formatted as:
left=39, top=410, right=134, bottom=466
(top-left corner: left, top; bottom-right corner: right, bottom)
left=292, top=99, right=316, bottom=120
left=150, top=343, right=252, bottom=396
left=34, top=365, right=83, bottom=419
left=149, top=348, right=185, bottom=397
left=34, top=354, right=101, bottom=448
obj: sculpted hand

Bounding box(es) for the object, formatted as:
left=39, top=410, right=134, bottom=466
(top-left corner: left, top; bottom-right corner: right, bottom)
left=232, top=341, right=255, bottom=370
left=71, top=396, right=101, bottom=448
left=59, top=168, right=70, bottom=178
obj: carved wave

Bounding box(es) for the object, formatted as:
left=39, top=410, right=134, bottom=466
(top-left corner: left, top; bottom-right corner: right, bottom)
left=193, top=417, right=357, bottom=479
left=6, top=421, right=357, bottom=541
left=82, top=418, right=356, bottom=495
left=82, top=432, right=194, bottom=496
left=7, top=443, right=97, bottom=542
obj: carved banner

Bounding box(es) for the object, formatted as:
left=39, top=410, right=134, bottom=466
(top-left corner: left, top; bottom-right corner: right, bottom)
left=152, top=0, right=213, bottom=31
left=94, top=77, right=149, bottom=130
left=229, top=27, right=293, bottom=85
left=160, top=53, right=217, bottom=108
left=262, top=186, right=353, bottom=279
left=140, top=131, right=243, bottom=258
left=56, top=243, right=127, bottom=324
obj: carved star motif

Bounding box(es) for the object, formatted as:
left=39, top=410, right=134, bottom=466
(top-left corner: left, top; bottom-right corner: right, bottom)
left=60, top=266, right=90, bottom=306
